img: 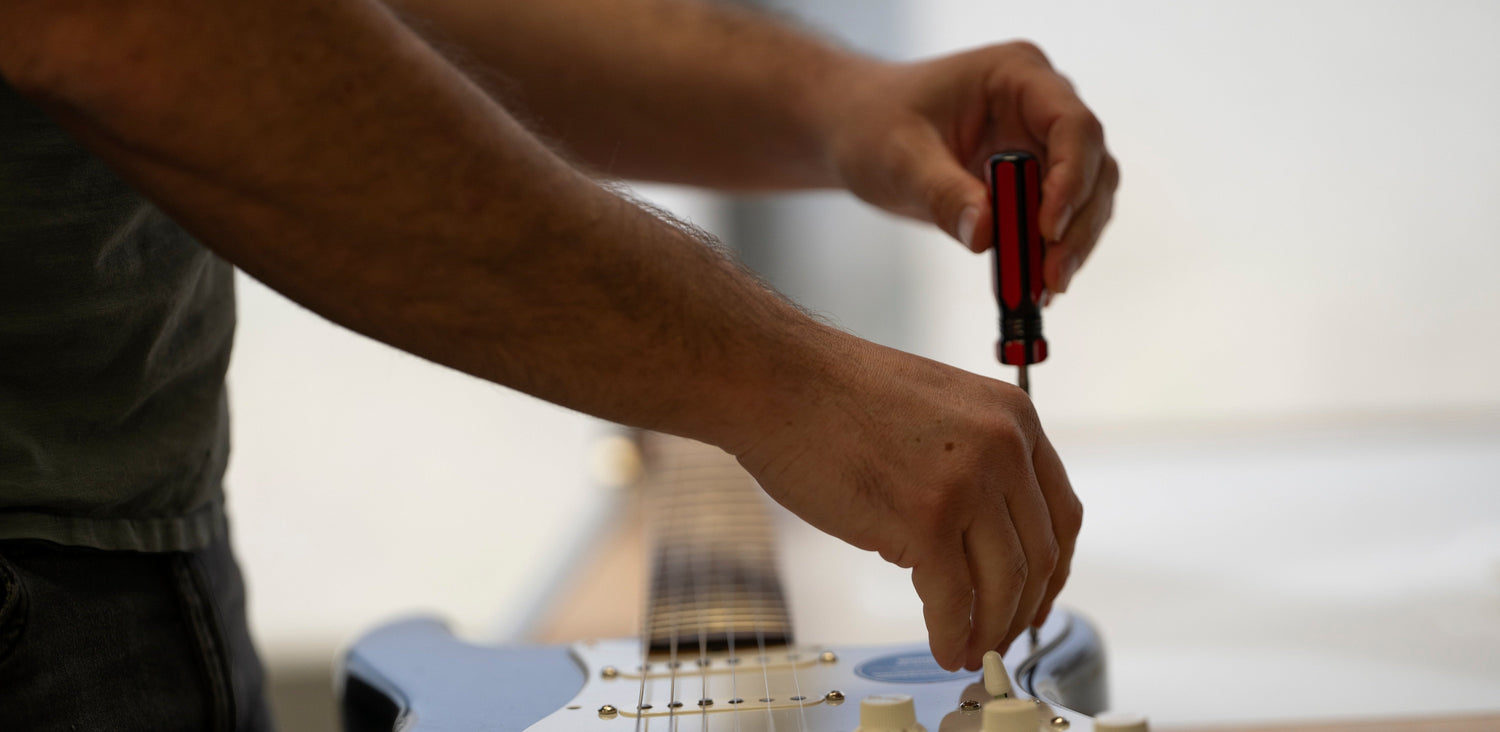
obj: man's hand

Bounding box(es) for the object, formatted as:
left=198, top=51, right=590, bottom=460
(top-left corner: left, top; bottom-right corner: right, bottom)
left=826, top=42, right=1120, bottom=294
left=735, top=333, right=1082, bottom=672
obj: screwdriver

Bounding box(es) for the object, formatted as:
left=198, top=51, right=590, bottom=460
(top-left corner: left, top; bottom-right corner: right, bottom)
left=987, top=151, right=1048, bottom=652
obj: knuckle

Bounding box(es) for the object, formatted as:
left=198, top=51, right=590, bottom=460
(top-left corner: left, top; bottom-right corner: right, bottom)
left=1104, top=154, right=1122, bottom=190
left=1002, top=550, right=1030, bottom=589
left=1062, top=495, right=1084, bottom=537
left=1004, top=39, right=1050, bottom=66
left=1076, top=110, right=1106, bottom=144
left=922, top=175, right=970, bottom=222
left=1037, top=539, right=1061, bottom=575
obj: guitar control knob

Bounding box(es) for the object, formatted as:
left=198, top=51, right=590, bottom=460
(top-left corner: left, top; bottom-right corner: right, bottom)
left=981, top=698, right=1036, bottom=732
left=982, top=650, right=1013, bottom=698
left=858, top=694, right=926, bottom=732
left=1094, top=712, right=1149, bottom=732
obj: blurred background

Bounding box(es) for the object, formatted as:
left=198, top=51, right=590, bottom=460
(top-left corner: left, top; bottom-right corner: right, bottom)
left=224, top=1, right=1500, bottom=728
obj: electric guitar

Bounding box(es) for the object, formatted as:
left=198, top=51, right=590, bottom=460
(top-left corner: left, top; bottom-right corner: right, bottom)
left=339, top=433, right=1112, bottom=731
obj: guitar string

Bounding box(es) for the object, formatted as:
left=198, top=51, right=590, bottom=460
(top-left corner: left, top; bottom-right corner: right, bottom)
left=633, top=434, right=658, bottom=732
left=690, top=455, right=712, bottom=732
left=726, top=536, right=741, bottom=732
left=665, top=441, right=686, bottom=732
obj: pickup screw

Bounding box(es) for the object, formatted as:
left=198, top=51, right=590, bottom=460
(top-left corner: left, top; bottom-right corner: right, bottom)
left=601, top=666, right=619, bottom=679
left=960, top=700, right=982, bottom=712
left=598, top=705, right=619, bottom=719
left=825, top=690, right=846, bottom=705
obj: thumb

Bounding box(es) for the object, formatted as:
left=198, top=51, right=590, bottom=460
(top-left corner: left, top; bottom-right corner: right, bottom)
left=901, top=135, right=990, bottom=253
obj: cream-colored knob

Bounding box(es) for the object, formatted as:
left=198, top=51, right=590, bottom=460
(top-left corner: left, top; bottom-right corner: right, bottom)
left=981, top=698, right=1036, bottom=732
left=1094, top=712, right=1149, bottom=732
left=982, top=650, right=1013, bottom=698
left=858, top=694, right=925, bottom=732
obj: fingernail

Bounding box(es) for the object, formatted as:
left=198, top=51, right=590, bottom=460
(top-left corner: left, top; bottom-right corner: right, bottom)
left=1057, top=253, right=1080, bottom=293
left=1054, top=203, right=1074, bottom=242
left=957, top=205, right=980, bottom=250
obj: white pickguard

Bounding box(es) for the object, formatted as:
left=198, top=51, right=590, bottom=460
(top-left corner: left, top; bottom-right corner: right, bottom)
left=527, top=613, right=1093, bottom=732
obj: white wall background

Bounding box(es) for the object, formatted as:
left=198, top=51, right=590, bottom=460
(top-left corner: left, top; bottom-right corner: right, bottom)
left=224, top=0, right=1500, bottom=726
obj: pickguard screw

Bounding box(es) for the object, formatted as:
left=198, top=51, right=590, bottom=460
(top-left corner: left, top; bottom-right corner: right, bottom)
left=601, top=666, right=619, bottom=679
left=960, top=699, right=982, bottom=712
left=819, top=651, right=838, bottom=663
left=1050, top=716, right=1071, bottom=730
left=825, top=690, right=846, bottom=705
left=598, top=705, right=619, bottom=719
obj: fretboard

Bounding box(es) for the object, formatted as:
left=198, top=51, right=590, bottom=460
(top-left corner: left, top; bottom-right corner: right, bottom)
left=640, top=433, right=793, bottom=655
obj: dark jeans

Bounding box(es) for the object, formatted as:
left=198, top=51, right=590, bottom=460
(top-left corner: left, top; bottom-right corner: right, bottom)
left=0, top=534, right=275, bottom=731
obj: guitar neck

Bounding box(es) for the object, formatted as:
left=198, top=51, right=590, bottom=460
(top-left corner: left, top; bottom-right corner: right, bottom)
left=641, top=433, right=794, bottom=655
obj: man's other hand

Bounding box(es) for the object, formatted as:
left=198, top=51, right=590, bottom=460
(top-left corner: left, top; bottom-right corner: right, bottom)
left=826, top=41, right=1120, bottom=295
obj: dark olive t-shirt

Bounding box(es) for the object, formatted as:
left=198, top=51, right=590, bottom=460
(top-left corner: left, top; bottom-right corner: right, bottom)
left=0, top=78, right=235, bottom=551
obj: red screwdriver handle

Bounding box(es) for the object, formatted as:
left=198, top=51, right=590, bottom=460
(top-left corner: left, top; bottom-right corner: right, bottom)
left=988, top=151, right=1048, bottom=366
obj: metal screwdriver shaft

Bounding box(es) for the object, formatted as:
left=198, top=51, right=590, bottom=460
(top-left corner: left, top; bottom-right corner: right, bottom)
left=987, top=151, right=1049, bottom=653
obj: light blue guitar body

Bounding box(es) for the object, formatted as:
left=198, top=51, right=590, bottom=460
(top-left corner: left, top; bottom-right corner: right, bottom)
left=339, top=607, right=1108, bottom=731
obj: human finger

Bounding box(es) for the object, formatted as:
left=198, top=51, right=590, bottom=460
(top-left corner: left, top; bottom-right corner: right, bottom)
left=1007, top=66, right=1106, bottom=249
left=993, top=469, right=1058, bottom=656
left=959, top=507, right=1026, bottom=670
left=1030, top=430, right=1082, bottom=627
left=894, top=125, right=992, bottom=253
left=911, top=539, right=976, bottom=671
left=1044, top=151, right=1117, bottom=294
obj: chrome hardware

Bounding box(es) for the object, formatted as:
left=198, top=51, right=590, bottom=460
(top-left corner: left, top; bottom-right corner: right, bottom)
left=819, top=651, right=838, bottom=663
left=598, top=705, right=618, bottom=719
left=960, top=699, right=983, bottom=712
left=600, top=666, right=618, bottom=679
left=1050, top=715, right=1071, bottom=730
left=825, top=690, right=846, bottom=705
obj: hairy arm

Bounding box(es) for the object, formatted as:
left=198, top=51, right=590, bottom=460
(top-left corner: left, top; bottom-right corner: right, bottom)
left=382, top=0, right=1118, bottom=292
left=0, top=0, right=826, bottom=448
left=385, top=0, right=871, bottom=189
left=1, top=0, right=1089, bottom=672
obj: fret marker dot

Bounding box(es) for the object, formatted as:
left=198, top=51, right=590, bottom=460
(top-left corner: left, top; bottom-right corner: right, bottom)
left=638, top=704, right=653, bottom=711
left=728, top=698, right=744, bottom=704
left=760, top=698, right=774, bottom=703
left=668, top=701, right=684, bottom=709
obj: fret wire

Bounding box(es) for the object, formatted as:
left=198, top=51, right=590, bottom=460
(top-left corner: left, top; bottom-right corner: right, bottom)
left=641, top=432, right=796, bottom=658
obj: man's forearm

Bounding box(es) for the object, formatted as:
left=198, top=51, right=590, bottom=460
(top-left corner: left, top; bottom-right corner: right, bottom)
left=1, top=0, right=833, bottom=449
left=385, top=0, right=882, bottom=189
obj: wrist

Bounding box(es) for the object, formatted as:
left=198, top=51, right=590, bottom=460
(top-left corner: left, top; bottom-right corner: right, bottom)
left=800, top=52, right=898, bottom=189
left=709, top=317, right=861, bottom=459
